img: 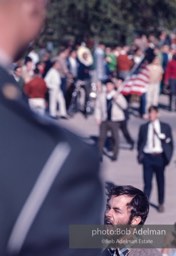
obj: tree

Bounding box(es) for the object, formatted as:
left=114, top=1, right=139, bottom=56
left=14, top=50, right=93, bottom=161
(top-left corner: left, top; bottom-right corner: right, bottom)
left=40, top=0, right=176, bottom=46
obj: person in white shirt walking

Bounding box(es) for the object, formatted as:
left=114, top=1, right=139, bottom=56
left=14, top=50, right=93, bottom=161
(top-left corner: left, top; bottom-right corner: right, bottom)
left=45, top=58, right=67, bottom=119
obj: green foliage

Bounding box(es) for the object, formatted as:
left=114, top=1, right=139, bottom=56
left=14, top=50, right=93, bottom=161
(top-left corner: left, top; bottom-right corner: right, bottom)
left=41, top=0, right=176, bottom=46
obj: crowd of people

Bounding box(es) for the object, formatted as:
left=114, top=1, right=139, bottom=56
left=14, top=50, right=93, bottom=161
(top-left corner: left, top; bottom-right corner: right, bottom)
left=8, top=31, right=175, bottom=215
left=0, top=0, right=176, bottom=255
left=9, top=30, right=176, bottom=121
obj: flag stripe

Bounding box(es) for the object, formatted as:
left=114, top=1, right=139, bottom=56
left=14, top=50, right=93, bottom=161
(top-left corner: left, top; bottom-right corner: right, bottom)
left=121, top=65, right=149, bottom=96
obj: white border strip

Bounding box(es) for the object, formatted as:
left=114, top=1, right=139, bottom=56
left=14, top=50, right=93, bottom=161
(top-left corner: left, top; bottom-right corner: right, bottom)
left=7, top=143, right=71, bottom=254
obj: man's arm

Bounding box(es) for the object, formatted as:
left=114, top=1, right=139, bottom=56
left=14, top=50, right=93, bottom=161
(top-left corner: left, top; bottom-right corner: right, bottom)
left=166, top=124, right=174, bottom=156
left=137, top=125, right=144, bottom=153
left=94, top=96, right=102, bottom=125
left=114, top=94, right=128, bottom=110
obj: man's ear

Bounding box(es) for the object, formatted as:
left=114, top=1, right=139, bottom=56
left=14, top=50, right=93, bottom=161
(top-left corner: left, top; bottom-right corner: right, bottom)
left=131, top=216, right=142, bottom=225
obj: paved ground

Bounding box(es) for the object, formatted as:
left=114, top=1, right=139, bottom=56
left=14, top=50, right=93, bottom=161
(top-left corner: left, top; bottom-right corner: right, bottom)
left=59, top=94, right=176, bottom=225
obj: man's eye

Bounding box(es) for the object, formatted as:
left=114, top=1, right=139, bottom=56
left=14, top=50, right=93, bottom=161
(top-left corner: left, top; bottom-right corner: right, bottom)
left=106, top=205, right=110, bottom=210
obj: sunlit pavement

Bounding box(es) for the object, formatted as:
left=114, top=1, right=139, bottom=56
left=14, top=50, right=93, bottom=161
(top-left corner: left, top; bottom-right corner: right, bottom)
left=59, top=94, right=176, bottom=224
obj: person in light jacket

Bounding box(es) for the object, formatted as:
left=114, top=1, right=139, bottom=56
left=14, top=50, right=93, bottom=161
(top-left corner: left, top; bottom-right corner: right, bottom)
left=95, top=79, right=127, bottom=161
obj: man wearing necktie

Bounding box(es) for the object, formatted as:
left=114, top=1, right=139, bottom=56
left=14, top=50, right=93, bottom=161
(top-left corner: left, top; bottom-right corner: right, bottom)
left=137, top=106, right=173, bottom=213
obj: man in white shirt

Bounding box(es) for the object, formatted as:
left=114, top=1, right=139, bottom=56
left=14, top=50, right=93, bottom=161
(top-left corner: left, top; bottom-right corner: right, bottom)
left=28, top=46, right=40, bottom=65
left=67, top=50, right=78, bottom=80
left=137, top=106, right=173, bottom=212
left=45, top=58, right=67, bottom=119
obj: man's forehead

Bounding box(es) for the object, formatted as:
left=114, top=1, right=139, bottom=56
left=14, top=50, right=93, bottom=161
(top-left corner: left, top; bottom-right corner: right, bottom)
left=108, top=195, right=133, bottom=206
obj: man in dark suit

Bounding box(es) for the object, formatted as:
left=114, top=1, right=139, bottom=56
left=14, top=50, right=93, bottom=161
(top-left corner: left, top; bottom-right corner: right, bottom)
left=0, top=1, right=102, bottom=255
left=137, top=106, right=173, bottom=213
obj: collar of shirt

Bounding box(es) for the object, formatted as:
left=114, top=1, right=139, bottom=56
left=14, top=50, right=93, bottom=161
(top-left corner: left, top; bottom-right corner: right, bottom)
left=144, top=118, right=163, bottom=154
left=108, top=247, right=130, bottom=256
left=106, top=90, right=116, bottom=100
left=151, top=118, right=160, bottom=127
left=0, top=49, right=12, bottom=68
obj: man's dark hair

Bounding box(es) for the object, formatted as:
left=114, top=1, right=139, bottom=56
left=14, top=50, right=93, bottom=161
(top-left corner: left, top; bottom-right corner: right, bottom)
left=36, top=61, right=42, bottom=67
left=105, top=79, right=114, bottom=85
left=34, top=68, right=40, bottom=75
left=14, top=65, right=21, bottom=72
left=107, top=185, right=149, bottom=225
left=117, top=76, right=125, bottom=81
left=148, top=105, right=158, bottom=113
left=24, top=56, right=32, bottom=65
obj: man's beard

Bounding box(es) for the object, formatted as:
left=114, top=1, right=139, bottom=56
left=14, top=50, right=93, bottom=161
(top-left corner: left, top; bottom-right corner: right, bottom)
left=104, top=217, right=113, bottom=225
left=104, top=216, right=132, bottom=225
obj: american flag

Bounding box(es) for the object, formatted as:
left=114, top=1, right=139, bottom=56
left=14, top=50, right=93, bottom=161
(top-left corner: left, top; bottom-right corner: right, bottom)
left=120, top=64, right=150, bottom=96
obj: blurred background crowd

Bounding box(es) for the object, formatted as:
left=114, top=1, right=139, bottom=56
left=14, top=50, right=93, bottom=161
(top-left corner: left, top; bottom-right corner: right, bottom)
left=1, top=0, right=176, bottom=255
left=9, top=29, right=176, bottom=120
